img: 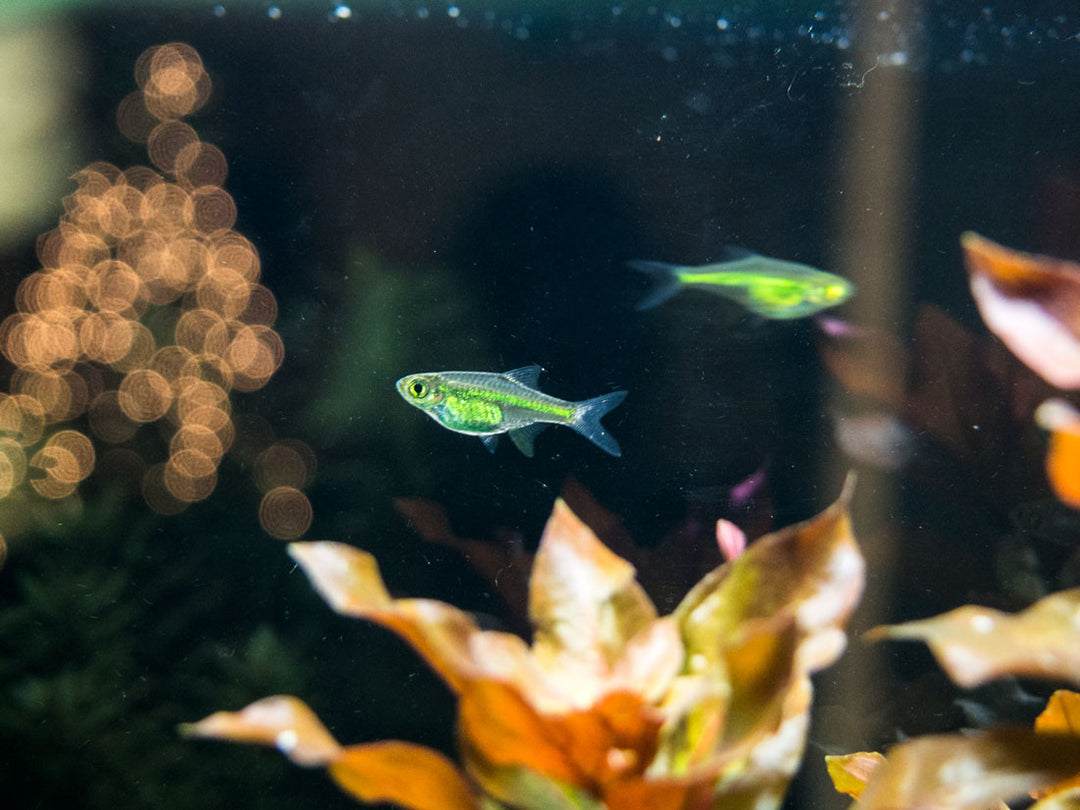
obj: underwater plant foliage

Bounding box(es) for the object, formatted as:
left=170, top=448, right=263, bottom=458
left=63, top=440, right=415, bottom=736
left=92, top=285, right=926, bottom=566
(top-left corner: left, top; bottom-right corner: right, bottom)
left=0, top=487, right=325, bottom=809
left=6, top=4, right=1080, bottom=809
left=818, top=236, right=1080, bottom=807
left=185, top=482, right=864, bottom=809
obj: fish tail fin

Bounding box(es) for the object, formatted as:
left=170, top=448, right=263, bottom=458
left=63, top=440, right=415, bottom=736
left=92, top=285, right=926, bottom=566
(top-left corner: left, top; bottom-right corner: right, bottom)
left=571, top=390, right=628, bottom=456
left=628, top=260, right=682, bottom=310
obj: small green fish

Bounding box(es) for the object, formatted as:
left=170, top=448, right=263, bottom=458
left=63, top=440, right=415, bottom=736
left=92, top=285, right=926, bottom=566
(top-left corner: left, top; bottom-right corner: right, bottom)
left=629, top=250, right=854, bottom=319
left=395, top=365, right=627, bottom=457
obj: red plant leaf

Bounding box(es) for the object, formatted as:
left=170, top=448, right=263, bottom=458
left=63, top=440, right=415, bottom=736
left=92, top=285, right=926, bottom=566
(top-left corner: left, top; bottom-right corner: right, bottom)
left=962, top=231, right=1080, bottom=389
left=394, top=496, right=533, bottom=633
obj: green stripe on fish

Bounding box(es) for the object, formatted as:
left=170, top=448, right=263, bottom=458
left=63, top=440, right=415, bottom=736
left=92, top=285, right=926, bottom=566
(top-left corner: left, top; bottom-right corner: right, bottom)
left=395, top=365, right=628, bottom=457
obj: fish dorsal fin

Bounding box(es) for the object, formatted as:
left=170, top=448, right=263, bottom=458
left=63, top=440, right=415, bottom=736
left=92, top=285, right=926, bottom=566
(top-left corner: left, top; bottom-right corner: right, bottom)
left=720, top=245, right=758, bottom=261
left=503, top=365, right=543, bottom=388
left=480, top=434, right=499, bottom=453
left=508, top=423, right=549, bottom=457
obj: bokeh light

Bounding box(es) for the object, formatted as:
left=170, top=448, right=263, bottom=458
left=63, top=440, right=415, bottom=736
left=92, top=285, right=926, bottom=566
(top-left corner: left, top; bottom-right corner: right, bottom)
left=0, top=395, right=45, bottom=446
left=0, top=438, right=27, bottom=498
left=88, top=391, right=139, bottom=444
left=118, top=369, right=173, bottom=422
left=0, top=42, right=313, bottom=543
left=258, top=486, right=313, bottom=540
left=147, top=121, right=199, bottom=175
left=253, top=440, right=317, bottom=492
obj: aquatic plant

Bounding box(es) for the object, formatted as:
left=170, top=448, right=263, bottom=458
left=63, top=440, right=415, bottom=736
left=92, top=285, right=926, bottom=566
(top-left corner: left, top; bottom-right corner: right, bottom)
left=0, top=489, right=315, bottom=809
left=820, top=234, right=1080, bottom=808
left=392, top=474, right=775, bottom=636
left=824, top=584, right=1080, bottom=809
left=185, top=480, right=862, bottom=809
left=961, top=233, right=1080, bottom=513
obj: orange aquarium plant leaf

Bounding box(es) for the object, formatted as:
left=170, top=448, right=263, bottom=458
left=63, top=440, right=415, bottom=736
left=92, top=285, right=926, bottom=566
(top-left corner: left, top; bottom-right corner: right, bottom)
left=817, top=318, right=910, bottom=410
left=457, top=678, right=662, bottom=798
left=286, top=541, right=394, bottom=612
left=393, top=496, right=533, bottom=629
left=287, top=540, right=505, bottom=694
left=179, top=695, right=341, bottom=766
left=329, top=741, right=479, bottom=810
left=457, top=678, right=585, bottom=791
left=1030, top=787, right=1080, bottom=809
left=1036, top=399, right=1080, bottom=509
left=184, top=698, right=480, bottom=810
left=825, top=751, right=886, bottom=799
left=854, top=729, right=1080, bottom=810
left=675, top=473, right=863, bottom=672
left=867, top=589, right=1080, bottom=689
left=528, top=498, right=657, bottom=686
left=457, top=676, right=722, bottom=810
left=1037, top=690, right=1080, bottom=736
left=601, top=774, right=718, bottom=810
left=660, top=476, right=863, bottom=806
left=190, top=493, right=865, bottom=810
left=1033, top=690, right=1080, bottom=800
left=961, top=231, right=1080, bottom=389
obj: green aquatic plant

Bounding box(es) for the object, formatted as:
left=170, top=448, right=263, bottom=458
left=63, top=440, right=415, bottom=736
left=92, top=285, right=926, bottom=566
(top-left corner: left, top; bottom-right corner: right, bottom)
left=304, top=249, right=495, bottom=446
left=0, top=490, right=315, bottom=809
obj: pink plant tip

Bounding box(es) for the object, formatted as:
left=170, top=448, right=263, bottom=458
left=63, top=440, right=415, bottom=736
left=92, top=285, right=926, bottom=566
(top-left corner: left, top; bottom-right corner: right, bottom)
left=716, top=519, right=747, bottom=561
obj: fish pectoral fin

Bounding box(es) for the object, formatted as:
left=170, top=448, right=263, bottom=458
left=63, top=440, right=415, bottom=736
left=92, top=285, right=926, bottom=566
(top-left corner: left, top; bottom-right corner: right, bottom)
left=502, top=365, right=543, bottom=387
left=507, top=423, right=548, bottom=457
left=480, top=434, right=499, bottom=453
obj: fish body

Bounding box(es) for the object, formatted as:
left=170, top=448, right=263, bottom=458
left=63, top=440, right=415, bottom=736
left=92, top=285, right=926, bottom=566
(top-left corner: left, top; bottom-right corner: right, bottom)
left=629, top=252, right=854, bottom=319
left=395, top=365, right=627, bottom=457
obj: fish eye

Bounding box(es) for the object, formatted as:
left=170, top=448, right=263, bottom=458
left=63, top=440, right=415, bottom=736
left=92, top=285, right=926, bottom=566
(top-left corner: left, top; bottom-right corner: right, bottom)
left=409, top=380, right=427, bottom=398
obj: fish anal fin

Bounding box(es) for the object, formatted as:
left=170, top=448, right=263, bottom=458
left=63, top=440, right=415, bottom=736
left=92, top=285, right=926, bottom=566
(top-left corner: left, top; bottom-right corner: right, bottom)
left=503, top=365, right=543, bottom=388
left=480, top=434, right=499, bottom=453
left=508, top=423, right=549, bottom=457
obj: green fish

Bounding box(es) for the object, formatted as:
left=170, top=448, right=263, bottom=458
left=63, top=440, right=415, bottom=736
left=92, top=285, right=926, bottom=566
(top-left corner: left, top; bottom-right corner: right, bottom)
left=395, top=365, right=627, bottom=457
left=629, top=250, right=854, bottom=319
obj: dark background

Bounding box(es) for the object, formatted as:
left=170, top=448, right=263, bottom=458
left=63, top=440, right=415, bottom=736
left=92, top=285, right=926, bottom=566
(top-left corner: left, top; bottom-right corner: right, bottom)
left=2, top=2, right=1080, bottom=807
